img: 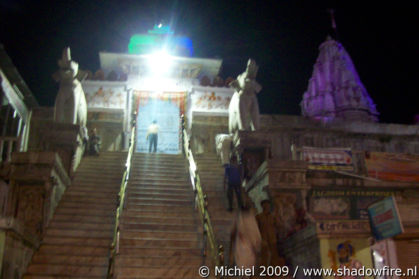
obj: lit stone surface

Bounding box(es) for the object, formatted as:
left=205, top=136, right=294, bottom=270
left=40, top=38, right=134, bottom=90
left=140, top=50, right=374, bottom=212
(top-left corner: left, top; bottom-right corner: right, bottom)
left=301, top=37, right=379, bottom=122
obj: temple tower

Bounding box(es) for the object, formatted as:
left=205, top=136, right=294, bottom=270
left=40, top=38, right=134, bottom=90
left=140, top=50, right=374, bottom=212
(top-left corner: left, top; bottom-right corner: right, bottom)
left=301, top=36, right=379, bottom=122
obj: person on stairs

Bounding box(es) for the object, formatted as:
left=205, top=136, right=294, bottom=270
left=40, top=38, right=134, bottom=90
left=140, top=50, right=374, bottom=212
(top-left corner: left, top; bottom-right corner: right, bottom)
left=223, top=155, right=244, bottom=211
left=146, top=120, right=159, bottom=153
left=256, top=199, right=285, bottom=268
left=88, top=128, right=101, bottom=156
left=229, top=198, right=261, bottom=276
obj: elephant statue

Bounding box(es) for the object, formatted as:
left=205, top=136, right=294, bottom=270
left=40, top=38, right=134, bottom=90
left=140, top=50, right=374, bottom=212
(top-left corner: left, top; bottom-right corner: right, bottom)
left=53, top=47, right=87, bottom=127
left=228, top=59, right=262, bottom=134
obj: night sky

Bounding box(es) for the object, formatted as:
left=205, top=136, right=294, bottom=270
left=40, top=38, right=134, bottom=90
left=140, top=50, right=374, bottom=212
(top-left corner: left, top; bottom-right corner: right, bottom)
left=1, top=1, right=417, bottom=124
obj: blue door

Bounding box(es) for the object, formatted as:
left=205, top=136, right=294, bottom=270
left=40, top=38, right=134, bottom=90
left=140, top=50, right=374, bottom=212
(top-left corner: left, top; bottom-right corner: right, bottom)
left=136, top=98, right=180, bottom=154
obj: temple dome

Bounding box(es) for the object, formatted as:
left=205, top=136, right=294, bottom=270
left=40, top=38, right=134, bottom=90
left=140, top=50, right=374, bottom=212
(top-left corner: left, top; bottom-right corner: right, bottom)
left=301, top=36, right=379, bottom=122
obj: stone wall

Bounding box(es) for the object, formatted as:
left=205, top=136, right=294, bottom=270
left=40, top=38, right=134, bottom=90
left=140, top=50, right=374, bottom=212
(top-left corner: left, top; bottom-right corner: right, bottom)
left=259, top=115, right=419, bottom=160
left=283, top=225, right=321, bottom=279
left=1, top=152, right=70, bottom=278
left=189, top=114, right=228, bottom=154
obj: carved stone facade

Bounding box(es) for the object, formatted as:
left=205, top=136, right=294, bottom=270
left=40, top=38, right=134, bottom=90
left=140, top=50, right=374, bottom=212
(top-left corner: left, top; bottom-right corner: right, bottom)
left=1, top=152, right=70, bottom=279
left=301, top=37, right=379, bottom=122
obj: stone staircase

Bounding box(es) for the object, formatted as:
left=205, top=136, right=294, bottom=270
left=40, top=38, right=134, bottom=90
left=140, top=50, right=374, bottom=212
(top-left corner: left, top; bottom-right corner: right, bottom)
left=195, top=153, right=236, bottom=265
left=23, top=152, right=127, bottom=279
left=114, top=153, right=204, bottom=279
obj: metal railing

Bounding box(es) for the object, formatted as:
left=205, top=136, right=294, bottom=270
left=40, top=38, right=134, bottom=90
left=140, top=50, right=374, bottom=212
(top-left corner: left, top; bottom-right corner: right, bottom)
left=107, top=125, right=136, bottom=278
left=181, top=116, right=224, bottom=271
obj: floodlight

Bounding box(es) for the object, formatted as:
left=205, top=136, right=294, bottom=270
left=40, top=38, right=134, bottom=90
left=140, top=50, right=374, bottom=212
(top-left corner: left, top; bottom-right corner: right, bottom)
left=147, top=50, right=173, bottom=77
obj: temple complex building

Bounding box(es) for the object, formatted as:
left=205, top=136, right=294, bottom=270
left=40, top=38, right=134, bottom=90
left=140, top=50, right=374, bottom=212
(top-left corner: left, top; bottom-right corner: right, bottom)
left=1, top=26, right=418, bottom=279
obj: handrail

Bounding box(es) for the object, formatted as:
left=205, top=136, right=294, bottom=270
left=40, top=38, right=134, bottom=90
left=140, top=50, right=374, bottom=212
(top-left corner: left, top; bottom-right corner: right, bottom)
left=181, top=116, right=224, bottom=272
left=107, top=125, right=136, bottom=278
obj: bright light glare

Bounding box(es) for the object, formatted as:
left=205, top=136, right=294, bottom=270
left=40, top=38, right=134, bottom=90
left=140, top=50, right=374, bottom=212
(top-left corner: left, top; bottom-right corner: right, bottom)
left=158, top=23, right=162, bottom=28
left=147, top=50, right=172, bottom=77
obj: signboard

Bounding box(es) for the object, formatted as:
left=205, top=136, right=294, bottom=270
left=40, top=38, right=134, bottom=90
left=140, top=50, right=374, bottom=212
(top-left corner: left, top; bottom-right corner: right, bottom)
left=316, top=220, right=370, bottom=235
left=301, top=146, right=354, bottom=171
left=309, top=189, right=393, bottom=220
left=365, top=151, right=419, bottom=182
left=368, top=196, right=404, bottom=240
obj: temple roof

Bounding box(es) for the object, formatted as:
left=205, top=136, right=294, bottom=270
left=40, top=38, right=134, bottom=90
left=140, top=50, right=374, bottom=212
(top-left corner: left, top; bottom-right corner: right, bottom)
left=99, top=52, right=222, bottom=80
left=301, top=37, right=379, bottom=122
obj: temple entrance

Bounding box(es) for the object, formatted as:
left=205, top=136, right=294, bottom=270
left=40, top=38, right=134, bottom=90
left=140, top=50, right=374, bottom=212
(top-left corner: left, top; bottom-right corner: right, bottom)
left=135, top=91, right=185, bottom=154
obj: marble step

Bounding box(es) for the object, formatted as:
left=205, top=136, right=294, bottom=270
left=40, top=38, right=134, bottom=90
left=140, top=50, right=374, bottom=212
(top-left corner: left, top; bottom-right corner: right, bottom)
left=119, top=237, right=200, bottom=248
left=124, top=203, right=194, bottom=212
left=120, top=230, right=200, bottom=241
left=48, top=221, right=113, bottom=231
left=52, top=214, right=114, bottom=224
left=115, top=266, right=199, bottom=278
left=121, top=215, right=197, bottom=226
left=58, top=201, right=116, bottom=210
left=126, top=197, right=193, bottom=207
left=73, top=177, right=122, bottom=183
left=118, top=247, right=201, bottom=257
left=119, top=222, right=197, bottom=232
left=64, top=190, right=119, bottom=199
left=23, top=276, right=102, bottom=279
left=54, top=207, right=115, bottom=217
left=31, top=255, right=108, bottom=266
left=127, top=187, right=191, bottom=195
left=37, top=245, right=109, bottom=256
left=130, top=179, right=190, bottom=185
left=61, top=195, right=118, bottom=205
left=67, top=185, right=119, bottom=194
left=45, top=228, right=112, bottom=238
left=122, top=209, right=196, bottom=219
left=26, top=264, right=107, bottom=277
left=42, top=236, right=111, bottom=246
left=115, top=255, right=202, bottom=267
left=128, top=183, right=191, bottom=190
left=127, top=192, right=192, bottom=200
left=134, top=174, right=189, bottom=180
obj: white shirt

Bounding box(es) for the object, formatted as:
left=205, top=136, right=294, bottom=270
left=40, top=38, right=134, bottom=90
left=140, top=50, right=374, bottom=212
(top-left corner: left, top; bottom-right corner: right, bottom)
left=147, top=123, right=159, bottom=134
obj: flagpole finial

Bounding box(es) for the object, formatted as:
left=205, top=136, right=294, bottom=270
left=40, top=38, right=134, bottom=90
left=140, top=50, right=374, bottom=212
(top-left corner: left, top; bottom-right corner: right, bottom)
left=327, top=8, right=339, bottom=40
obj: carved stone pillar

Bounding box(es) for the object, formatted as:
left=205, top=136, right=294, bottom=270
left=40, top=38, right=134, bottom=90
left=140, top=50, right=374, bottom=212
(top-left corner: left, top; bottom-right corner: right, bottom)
left=232, top=130, right=271, bottom=181
left=28, top=119, right=85, bottom=177
left=5, top=151, right=70, bottom=237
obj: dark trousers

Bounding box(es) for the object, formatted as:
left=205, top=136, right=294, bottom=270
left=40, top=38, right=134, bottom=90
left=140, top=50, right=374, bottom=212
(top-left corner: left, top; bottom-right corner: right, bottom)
left=227, top=183, right=243, bottom=209
left=149, top=133, right=158, bottom=153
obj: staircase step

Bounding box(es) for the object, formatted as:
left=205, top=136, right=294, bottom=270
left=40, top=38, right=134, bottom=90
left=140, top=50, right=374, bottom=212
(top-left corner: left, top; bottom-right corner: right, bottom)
left=128, top=183, right=191, bottom=190
left=120, top=230, right=200, bottom=241
left=42, top=236, right=111, bottom=246
left=120, top=222, right=197, bottom=232
left=124, top=203, right=194, bottom=212
left=31, top=255, right=108, bottom=266
left=23, top=276, right=102, bottom=279
left=128, top=192, right=191, bottom=200
left=115, top=255, right=202, bottom=267
left=37, top=245, right=109, bottom=256
left=123, top=210, right=196, bottom=219
left=121, top=215, right=197, bottom=225
left=45, top=228, right=112, bottom=238
left=54, top=207, right=115, bottom=217
left=48, top=221, right=113, bottom=230
left=62, top=195, right=118, bottom=205
left=127, top=197, right=192, bottom=205
left=118, top=247, right=201, bottom=257
left=58, top=201, right=116, bottom=210
left=119, top=238, right=200, bottom=248
left=115, top=266, right=198, bottom=278
left=26, top=264, right=107, bottom=277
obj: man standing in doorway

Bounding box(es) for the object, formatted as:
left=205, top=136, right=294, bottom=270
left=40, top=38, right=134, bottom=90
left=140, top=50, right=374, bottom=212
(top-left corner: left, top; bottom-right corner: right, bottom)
left=146, top=120, right=159, bottom=153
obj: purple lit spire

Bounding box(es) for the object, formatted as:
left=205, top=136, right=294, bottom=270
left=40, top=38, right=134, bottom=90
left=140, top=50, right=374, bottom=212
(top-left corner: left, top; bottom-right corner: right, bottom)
left=301, top=36, right=379, bottom=122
